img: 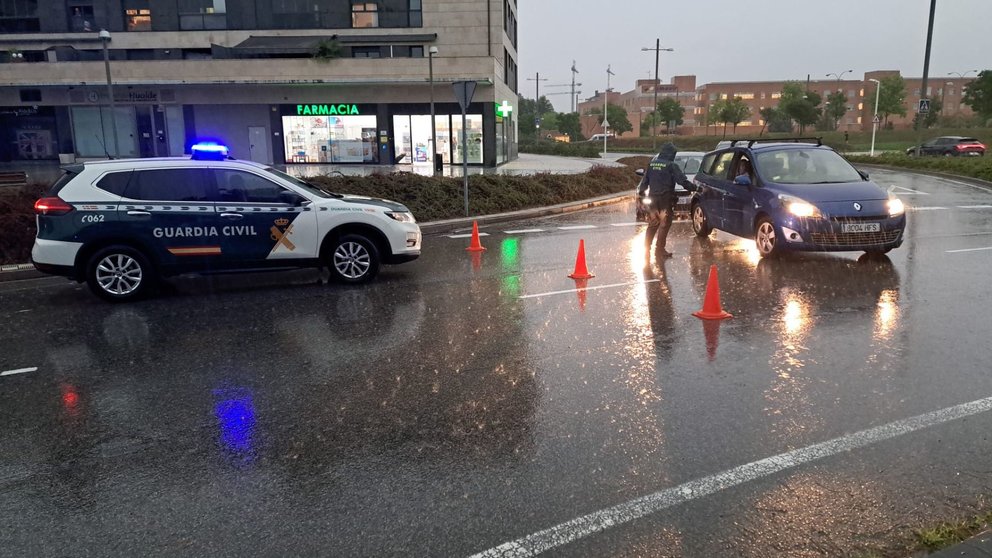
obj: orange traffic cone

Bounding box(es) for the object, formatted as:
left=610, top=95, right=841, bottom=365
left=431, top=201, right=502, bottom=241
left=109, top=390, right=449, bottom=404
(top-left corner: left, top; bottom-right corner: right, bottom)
left=568, top=239, right=595, bottom=280
left=470, top=251, right=482, bottom=271
left=466, top=221, right=486, bottom=252
left=693, top=264, right=733, bottom=320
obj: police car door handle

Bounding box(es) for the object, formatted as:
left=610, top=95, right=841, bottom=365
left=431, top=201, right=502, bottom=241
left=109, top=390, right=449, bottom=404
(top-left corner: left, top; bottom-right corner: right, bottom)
left=220, top=213, right=244, bottom=220
left=126, top=210, right=151, bottom=217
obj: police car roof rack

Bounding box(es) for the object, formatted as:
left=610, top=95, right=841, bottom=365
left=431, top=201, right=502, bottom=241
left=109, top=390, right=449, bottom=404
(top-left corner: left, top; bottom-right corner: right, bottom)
left=729, top=137, right=823, bottom=148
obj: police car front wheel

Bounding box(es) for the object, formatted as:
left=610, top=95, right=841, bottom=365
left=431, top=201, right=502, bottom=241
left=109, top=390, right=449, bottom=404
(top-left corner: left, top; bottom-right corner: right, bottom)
left=86, top=245, right=156, bottom=302
left=328, top=234, right=380, bottom=283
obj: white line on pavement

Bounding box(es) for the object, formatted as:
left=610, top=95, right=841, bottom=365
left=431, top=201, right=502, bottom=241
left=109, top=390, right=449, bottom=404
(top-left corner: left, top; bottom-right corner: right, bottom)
left=504, top=229, right=545, bottom=234
left=910, top=206, right=948, bottom=211
left=520, top=280, right=660, bottom=300
left=557, top=225, right=598, bottom=230
left=1, top=367, right=37, bottom=377
left=958, top=205, right=992, bottom=209
left=448, top=233, right=491, bottom=239
left=935, top=177, right=992, bottom=195
left=890, top=185, right=930, bottom=195
left=947, top=246, right=992, bottom=254
left=468, top=395, right=992, bottom=558
left=610, top=223, right=646, bottom=227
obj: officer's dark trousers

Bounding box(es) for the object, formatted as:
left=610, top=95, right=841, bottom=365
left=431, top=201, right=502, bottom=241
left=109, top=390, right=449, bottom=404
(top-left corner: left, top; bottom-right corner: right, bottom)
left=644, top=197, right=674, bottom=253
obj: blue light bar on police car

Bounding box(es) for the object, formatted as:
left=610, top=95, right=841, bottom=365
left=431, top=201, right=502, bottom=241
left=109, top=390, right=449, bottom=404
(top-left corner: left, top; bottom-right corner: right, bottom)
left=191, top=142, right=230, bottom=160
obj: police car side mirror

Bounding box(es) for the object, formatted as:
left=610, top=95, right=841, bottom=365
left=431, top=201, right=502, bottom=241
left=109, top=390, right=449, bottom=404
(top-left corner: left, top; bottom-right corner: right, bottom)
left=635, top=168, right=645, bottom=176
left=279, top=191, right=307, bottom=206
left=733, top=174, right=752, bottom=187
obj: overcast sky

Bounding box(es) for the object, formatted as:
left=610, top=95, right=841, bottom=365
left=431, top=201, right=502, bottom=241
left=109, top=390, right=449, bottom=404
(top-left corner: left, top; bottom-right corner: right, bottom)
left=518, top=0, right=992, bottom=112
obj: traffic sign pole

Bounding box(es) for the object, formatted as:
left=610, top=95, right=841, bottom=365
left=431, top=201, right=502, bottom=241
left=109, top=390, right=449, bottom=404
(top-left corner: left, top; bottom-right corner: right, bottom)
left=453, top=81, right=477, bottom=216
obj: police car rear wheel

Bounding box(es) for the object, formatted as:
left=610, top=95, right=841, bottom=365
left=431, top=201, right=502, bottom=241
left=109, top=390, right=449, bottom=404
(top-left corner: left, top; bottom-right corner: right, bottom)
left=86, top=246, right=155, bottom=302
left=329, top=234, right=380, bottom=283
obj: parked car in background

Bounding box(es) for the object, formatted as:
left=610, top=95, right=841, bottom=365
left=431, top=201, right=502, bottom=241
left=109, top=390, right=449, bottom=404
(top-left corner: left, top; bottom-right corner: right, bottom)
left=634, top=150, right=704, bottom=222
left=906, top=136, right=986, bottom=157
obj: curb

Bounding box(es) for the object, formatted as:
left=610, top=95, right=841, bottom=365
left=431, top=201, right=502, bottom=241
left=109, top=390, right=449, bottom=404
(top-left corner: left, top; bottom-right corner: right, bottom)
left=0, top=191, right=635, bottom=283
left=418, top=191, right=634, bottom=234
left=853, top=163, right=992, bottom=191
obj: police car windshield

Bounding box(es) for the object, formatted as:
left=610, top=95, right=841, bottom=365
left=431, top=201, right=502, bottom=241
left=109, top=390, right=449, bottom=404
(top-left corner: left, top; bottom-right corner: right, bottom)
left=264, top=167, right=339, bottom=199
left=755, top=149, right=863, bottom=185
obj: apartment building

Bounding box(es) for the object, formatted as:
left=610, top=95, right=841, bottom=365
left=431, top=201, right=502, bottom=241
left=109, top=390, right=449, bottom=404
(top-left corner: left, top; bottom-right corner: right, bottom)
left=696, top=72, right=977, bottom=136
left=0, top=0, right=519, bottom=167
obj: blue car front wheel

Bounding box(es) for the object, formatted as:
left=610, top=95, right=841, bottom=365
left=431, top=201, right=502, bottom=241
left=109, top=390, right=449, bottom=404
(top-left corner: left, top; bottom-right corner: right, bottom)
left=755, top=217, right=781, bottom=258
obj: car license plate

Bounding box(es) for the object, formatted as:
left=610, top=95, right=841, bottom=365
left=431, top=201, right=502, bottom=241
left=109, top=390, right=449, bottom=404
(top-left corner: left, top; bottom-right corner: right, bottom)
left=842, top=222, right=880, bottom=233
left=677, top=196, right=690, bottom=205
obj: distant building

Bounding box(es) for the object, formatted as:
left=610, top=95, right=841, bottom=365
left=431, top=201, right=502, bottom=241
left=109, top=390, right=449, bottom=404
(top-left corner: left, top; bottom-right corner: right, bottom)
left=0, top=0, right=520, bottom=167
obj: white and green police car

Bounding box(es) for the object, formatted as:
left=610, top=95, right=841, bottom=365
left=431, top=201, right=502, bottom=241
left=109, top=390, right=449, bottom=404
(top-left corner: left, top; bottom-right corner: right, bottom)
left=32, top=144, right=421, bottom=301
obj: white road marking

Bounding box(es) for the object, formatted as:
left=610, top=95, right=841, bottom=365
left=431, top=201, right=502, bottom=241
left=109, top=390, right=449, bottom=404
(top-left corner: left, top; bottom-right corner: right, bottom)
left=448, top=232, right=491, bottom=239
left=504, top=229, right=545, bottom=234
left=468, top=395, right=992, bottom=558
left=910, top=206, right=948, bottom=211
left=947, top=246, right=992, bottom=254
left=520, top=280, right=659, bottom=300
left=610, top=223, right=646, bottom=227
left=557, top=225, right=598, bottom=230
left=890, top=185, right=930, bottom=195
left=958, top=205, right=992, bottom=209
left=935, top=177, right=992, bottom=195
left=1, top=367, right=37, bottom=377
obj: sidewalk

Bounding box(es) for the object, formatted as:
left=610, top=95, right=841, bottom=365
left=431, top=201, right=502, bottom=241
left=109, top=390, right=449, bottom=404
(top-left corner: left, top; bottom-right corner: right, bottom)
left=926, top=531, right=992, bottom=557
left=286, top=152, right=624, bottom=178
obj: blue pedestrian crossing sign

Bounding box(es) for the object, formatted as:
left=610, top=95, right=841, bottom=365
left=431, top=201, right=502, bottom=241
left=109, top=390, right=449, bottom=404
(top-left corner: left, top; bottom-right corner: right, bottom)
left=918, top=99, right=931, bottom=114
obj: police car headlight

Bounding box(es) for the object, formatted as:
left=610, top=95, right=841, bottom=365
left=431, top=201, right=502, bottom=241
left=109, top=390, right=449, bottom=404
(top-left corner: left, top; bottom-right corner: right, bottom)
left=887, top=197, right=905, bottom=216
left=387, top=211, right=416, bottom=223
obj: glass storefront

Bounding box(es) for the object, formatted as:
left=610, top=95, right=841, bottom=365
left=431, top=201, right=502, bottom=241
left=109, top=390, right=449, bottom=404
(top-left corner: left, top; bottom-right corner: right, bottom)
left=393, top=113, right=482, bottom=166
left=70, top=106, right=139, bottom=158
left=282, top=114, right=378, bottom=163
left=0, top=106, right=59, bottom=161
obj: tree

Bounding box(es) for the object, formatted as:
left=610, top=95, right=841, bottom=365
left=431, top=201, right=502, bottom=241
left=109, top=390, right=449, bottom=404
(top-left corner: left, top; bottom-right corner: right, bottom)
left=779, top=82, right=821, bottom=134
left=721, top=97, right=752, bottom=134
left=655, top=98, right=685, bottom=133
left=824, top=91, right=848, bottom=131
left=875, top=75, right=907, bottom=127
left=708, top=99, right=729, bottom=136
left=761, top=107, right=793, bottom=134
left=962, top=70, right=992, bottom=122
left=556, top=112, right=583, bottom=141
left=518, top=96, right=555, bottom=140
left=312, top=39, right=342, bottom=61
left=597, top=103, right=632, bottom=136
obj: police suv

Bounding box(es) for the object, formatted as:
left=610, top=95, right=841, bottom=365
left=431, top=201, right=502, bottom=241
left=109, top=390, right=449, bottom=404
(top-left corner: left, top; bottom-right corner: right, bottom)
left=32, top=144, right=422, bottom=301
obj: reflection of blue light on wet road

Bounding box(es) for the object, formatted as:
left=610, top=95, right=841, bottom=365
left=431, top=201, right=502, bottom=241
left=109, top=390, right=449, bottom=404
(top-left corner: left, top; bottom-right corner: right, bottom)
left=213, top=388, right=256, bottom=458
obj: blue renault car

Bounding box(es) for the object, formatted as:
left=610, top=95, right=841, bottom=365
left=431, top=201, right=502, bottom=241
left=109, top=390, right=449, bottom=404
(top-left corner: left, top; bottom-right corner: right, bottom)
left=689, top=139, right=906, bottom=257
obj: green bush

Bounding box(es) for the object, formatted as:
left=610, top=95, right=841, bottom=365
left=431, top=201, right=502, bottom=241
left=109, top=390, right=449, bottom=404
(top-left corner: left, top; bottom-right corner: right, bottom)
left=306, top=165, right=639, bottom=223
left=518, top=140, right=601, bottom=158
left=846, top=153, right=992, bottom=182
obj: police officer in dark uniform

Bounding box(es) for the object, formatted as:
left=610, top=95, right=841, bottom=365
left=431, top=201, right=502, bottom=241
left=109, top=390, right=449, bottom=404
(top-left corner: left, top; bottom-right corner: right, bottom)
left=637, top=142, right=695, bottom=258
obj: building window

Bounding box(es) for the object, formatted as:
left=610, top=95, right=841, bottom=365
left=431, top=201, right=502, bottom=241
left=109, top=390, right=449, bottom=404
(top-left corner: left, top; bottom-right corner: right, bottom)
left=771, top=92, right=782, bottom=99
left=504, top=48, right=517, bottom=92
left=735, top=93, right=754, bottom=100
left=179, top=0, right=226, bottom=30
left=0, top=0, right=40, bottom=32
left=351, top=2, right=378, bottom=28
left=351, top=46, right=382, bottom=58
left=858, top=102, right=863, bottom=110
left=859, top=88, right=864, bottom=97
left=19, top=88, right=41, bottom=102
left=409, top=0, right=421, bottom=26
left=68, top=4, right=95, bottom=31
left=124, top=1, right=151, bottom=31
left=760, top=92, right=766, bottom=100
left=503, top=0, right=517, bottom=49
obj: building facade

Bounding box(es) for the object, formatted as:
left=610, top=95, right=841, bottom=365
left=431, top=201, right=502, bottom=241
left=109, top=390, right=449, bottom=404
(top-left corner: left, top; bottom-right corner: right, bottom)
left=0, top=0, right=519, bottom=168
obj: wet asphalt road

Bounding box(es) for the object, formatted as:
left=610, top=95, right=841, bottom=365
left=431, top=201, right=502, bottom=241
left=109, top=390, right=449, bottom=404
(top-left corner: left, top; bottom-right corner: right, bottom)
left=3, top=168, right=992, bottom=557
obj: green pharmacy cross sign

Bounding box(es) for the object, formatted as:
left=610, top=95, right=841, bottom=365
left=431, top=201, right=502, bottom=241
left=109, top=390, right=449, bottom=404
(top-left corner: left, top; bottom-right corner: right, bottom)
left=296, top=104, right=361, bottom=116
left=496, top=101, right=513, bottom=118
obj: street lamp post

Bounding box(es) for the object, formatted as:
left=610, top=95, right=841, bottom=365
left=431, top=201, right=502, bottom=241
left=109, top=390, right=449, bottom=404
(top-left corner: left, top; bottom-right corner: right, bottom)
left=641, top=39, right=674, bottom=152
left=99, top=29, right=120, bottom=159
left=869, top=78, right=881, bottom=157
left=603, top=65, right=614, bottom=156
left=428, top=46, right=439, bottom=175
left=826, top=69, right=854, bottom=82
left=948, top=71, right=978, bottom=117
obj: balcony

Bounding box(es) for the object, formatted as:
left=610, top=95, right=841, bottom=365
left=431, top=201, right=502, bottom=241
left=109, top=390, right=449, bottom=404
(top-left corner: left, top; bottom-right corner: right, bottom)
left=179, top=13, right=227, bottom=31
left=1, top=56, right=497, bottom=87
